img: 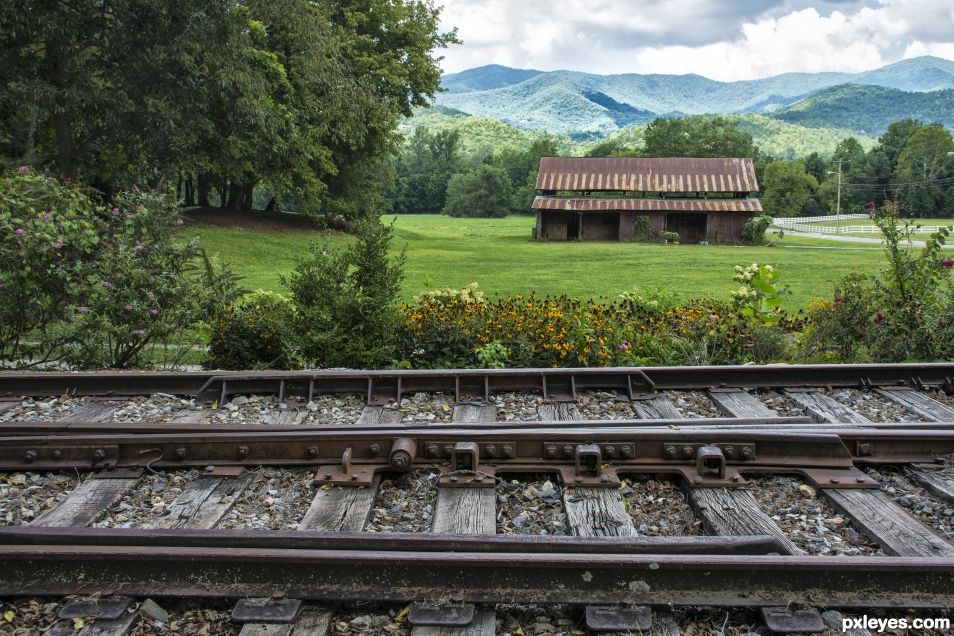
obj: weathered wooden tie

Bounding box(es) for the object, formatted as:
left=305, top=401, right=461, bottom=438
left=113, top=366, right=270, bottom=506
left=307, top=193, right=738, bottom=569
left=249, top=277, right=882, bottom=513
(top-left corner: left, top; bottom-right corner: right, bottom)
left=33, top=477, right=139, bottom=528
left=823, top=488, right=954, bottom=557
left=785, top=390, right=872, bottom=424
left=708, top=390, right=774, bottom=419
left=876, top=388, right=954, bottom=421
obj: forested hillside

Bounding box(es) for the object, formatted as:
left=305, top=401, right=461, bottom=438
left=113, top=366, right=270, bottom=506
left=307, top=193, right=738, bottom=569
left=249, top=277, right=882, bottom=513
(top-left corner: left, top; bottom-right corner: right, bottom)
left=771, top=85, right=954, bottom=135
left=434, top=56, right=954, bottom=138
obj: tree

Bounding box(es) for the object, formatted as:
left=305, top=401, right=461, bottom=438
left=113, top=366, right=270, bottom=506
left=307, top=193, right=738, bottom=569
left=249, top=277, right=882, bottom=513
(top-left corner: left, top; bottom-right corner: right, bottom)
left=643, top=116, right=758, bottom=158
left=0, top=0, right=457, bottom=221
left=492, top=137, right=559, bottom=213
left=761, top=161, right=818, bottom=217
left=443, top=165, right=512, bottom=218
left=391, top=127, right=462, bottom=213
left=894, top=124, right=954, bottom=217
left=286, top=220, right=406, bottom=368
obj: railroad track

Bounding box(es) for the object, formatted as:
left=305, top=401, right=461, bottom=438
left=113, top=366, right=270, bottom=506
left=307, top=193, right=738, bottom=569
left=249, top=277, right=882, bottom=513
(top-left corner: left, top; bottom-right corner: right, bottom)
left=1, top=364, right=953, bottom=635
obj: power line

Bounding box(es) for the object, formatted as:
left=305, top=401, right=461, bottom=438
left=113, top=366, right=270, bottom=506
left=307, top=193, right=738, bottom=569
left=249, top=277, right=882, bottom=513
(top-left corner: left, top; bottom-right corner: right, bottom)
left=840, top=175, right=954, bottom=190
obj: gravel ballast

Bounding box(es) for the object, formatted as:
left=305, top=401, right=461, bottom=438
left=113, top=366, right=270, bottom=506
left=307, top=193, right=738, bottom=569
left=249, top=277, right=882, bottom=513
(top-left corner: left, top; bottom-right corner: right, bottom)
left=621, top=476, right=701, bottom=535
left=216, top=468, right=314, bottom=530
left=665, top=391, right=720, bottom=418
left=0, top=472, right=80, bottom=526
left=496, top=475, right=569, bottom=535
left=747, top=476, right=881, bottom=555
left=575, top=391, right=635, bottom=420
left=366, top=470, right=440, bottom=532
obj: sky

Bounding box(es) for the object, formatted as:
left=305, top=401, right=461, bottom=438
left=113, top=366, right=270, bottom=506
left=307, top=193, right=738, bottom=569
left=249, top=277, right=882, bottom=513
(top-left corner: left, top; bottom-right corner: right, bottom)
left=435, top=0, right=954, bottom=81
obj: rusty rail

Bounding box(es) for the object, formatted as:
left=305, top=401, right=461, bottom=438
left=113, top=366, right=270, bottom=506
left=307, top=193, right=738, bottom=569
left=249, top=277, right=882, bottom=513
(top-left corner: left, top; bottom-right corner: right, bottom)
left=1, top=427, right=952, bottom=488
left=1, top=544, right=951, bottom=608
left=1, top=363, right=952, bottom=400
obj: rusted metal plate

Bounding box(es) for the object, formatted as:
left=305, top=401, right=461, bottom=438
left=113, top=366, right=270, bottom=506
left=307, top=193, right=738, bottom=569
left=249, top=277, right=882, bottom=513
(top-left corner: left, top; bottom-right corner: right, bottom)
left=531, top=196, right=763, bottom=213
left=408, top=604, right=475, bottom=627
left=585, top=606, right=652, bottom=632
left=232, top=598, right=302, bottom=624
left=761, top=607, right=824, bottom=634
left=534, top=157, right=759, bottom=193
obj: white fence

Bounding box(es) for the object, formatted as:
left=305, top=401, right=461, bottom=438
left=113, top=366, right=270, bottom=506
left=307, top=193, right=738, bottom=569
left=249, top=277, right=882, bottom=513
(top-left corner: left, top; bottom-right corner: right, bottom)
left=773, top=215, right=952, bottom=235
left=773, top=214, right=869, bottom=225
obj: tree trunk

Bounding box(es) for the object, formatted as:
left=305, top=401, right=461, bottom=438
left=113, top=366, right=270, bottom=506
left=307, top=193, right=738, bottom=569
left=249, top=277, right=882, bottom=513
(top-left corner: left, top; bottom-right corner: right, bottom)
left=184, top=175, right=195, bottom=207
left=47, top=43, right=78, bottom=180
left=265, top=197, right=277, bottom=212
left=226, top=182, right=243, bottom=210
left=242, top=181, right=255, bottom=209
left=219, top=181, right=228, bottom=209
left=197, top=174, right=210, bottom=207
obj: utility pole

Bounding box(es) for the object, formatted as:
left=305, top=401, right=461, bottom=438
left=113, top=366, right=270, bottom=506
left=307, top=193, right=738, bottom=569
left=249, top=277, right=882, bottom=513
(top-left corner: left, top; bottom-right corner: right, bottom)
left=827, top=160, right=845, bottom=229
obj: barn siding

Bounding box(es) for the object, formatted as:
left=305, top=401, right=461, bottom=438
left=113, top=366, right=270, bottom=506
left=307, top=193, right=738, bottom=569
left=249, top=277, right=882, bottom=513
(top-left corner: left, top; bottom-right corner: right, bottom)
left=706, top=213, right=750, bottom=243
left=540, top=211, right=568, bottom=240
left=619, top=210, right=635, bottom=240
left=648, top=212, right=666, bottom=236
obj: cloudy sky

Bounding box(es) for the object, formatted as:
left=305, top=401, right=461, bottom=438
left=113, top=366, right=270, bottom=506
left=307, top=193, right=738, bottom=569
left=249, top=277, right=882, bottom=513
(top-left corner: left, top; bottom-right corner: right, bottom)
left=435, top=0, right=954, bottom=81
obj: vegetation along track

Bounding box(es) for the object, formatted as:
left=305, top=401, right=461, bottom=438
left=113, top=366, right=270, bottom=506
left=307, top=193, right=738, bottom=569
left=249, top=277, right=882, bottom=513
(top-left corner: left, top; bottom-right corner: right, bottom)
left=2, top=364, right=954, bottom=634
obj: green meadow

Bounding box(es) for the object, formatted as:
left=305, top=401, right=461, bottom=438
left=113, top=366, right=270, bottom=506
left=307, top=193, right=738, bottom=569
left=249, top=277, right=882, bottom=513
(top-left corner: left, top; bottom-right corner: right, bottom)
left=183, top=214, right=890, bottom=308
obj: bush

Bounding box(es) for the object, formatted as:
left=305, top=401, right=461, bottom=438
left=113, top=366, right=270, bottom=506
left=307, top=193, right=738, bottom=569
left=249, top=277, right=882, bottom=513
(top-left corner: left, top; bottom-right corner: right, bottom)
left=286, top=219, right=406, bottom=368
left=207, top=291, right=297, bottom=369
left=443, top=164, right=512, bottom=218
left=742, top=214, right=773, bottom=245
left=0, top=168, right=101, bottom=361
left=658, top=231, right=680, bottom=244
left=0, top=168, right=241, bottom=368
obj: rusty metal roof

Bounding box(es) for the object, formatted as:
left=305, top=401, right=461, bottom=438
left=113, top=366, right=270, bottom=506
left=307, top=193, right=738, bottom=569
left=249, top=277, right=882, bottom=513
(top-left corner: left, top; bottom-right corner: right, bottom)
left=535, top=157, right=759, bottom=193
left=531, top=196, right=763, bottom=213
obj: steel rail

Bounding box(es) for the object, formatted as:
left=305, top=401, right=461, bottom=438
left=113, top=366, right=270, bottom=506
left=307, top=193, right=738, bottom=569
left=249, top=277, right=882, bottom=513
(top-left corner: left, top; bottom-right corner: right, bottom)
left=0, top=527, right=785, bottom=555
left=1, top=363, right=952, bottom=400
left=1, top=427, right=951, bottom=476
left=1, top=545, right=951, bottom=608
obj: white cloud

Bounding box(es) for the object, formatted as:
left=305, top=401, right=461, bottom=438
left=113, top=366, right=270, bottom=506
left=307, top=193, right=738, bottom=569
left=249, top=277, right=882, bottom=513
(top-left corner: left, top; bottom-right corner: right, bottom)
left=435, top=0, right=954, bottom=80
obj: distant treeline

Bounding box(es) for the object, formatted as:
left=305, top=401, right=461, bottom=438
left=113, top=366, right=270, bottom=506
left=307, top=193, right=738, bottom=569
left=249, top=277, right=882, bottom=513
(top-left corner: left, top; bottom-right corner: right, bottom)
left=388, top=115, right=954, bottom=218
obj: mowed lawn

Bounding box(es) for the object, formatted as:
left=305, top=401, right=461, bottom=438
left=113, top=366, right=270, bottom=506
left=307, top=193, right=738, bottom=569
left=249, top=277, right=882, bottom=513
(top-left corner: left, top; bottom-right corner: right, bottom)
left=182, top=214, right=890, bottom=308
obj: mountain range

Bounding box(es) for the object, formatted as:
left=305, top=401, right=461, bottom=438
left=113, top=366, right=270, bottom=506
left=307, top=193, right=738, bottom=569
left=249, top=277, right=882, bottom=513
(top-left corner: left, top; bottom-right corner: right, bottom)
left=433, top=56, right=954, bottom=139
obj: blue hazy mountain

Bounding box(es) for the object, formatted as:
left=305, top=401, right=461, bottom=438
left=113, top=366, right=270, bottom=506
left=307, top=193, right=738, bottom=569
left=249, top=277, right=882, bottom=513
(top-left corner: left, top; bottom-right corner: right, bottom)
left=435, top=56, right=954, bottom=137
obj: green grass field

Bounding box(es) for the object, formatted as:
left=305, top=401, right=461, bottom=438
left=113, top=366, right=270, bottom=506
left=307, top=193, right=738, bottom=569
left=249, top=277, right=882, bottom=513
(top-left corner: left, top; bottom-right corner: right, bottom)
left=183, top=214, right=892, bottom=308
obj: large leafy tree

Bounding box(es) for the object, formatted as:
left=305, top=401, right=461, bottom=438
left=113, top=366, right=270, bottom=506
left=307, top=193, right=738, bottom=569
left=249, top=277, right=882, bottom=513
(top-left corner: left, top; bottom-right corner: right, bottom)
left=0, top=0, right=457, bottom=220
left=893, top=124, right=954, bottom=217
left=642, top=116, right=759, bottom=159
left=761, top=161, right=818, bottom=218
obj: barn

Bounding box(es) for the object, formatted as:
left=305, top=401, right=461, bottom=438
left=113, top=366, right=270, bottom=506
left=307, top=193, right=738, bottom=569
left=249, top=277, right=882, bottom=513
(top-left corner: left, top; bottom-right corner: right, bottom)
left=532, top=157, right=762, bottom=243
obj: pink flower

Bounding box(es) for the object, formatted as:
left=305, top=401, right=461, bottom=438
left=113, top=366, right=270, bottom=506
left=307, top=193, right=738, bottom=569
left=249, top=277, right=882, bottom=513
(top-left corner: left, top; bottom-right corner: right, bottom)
left=874, top=312, right=885, bottom=325
left=135, top=329, right=145, bottom=337
left=112, top=207, right=120, bottom=215
left=17, top=166, right=29, bottom=175
left=618, top=340, right=631, bottom=351
left=149, top=309, right=158, bottom=317
left=101, top=281, right=112, bottom=289
left=14, top=228, right=24, bottom=236
left=942, top=258, right=954, bottom=269
left=42, top=213, right=52, bottom=222
left=146, top=291, right=154, bottom=299
left=53, top=241, right=63, bottom=249
left=76, top=306, right=88, bottom=314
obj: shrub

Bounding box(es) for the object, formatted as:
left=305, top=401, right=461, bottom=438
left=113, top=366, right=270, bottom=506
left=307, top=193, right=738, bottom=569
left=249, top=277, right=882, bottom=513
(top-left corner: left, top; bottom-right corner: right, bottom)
left=443, top=164, right=512, bottom=218
left=286, top=219, right=406, bottom=368
left=207, top=291, right=297, bottom=369
left=742, top=214, right=773, bottom=245
left=658, top=231, right=680, bottom=244
left=0, top=169, right=240, bottom=368
left=800, top=275, right=874, bottom=362
left=730, top=263, right=787, bottom=326
left=0, top=168, right=101, bottom=361
left=63, top=190, right=242, bottom=368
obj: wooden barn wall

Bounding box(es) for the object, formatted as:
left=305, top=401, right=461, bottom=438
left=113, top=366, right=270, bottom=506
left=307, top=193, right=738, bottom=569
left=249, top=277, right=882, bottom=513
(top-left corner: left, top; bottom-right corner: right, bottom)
left=706, top=213, right=751, bottom=243
left=619, top=211, right=635, bottom=240
left=648, top=212, right=666, bottom=236
left=540, top=211, right=568, bottom=240
left=581, top=212, right=619, bottom=240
